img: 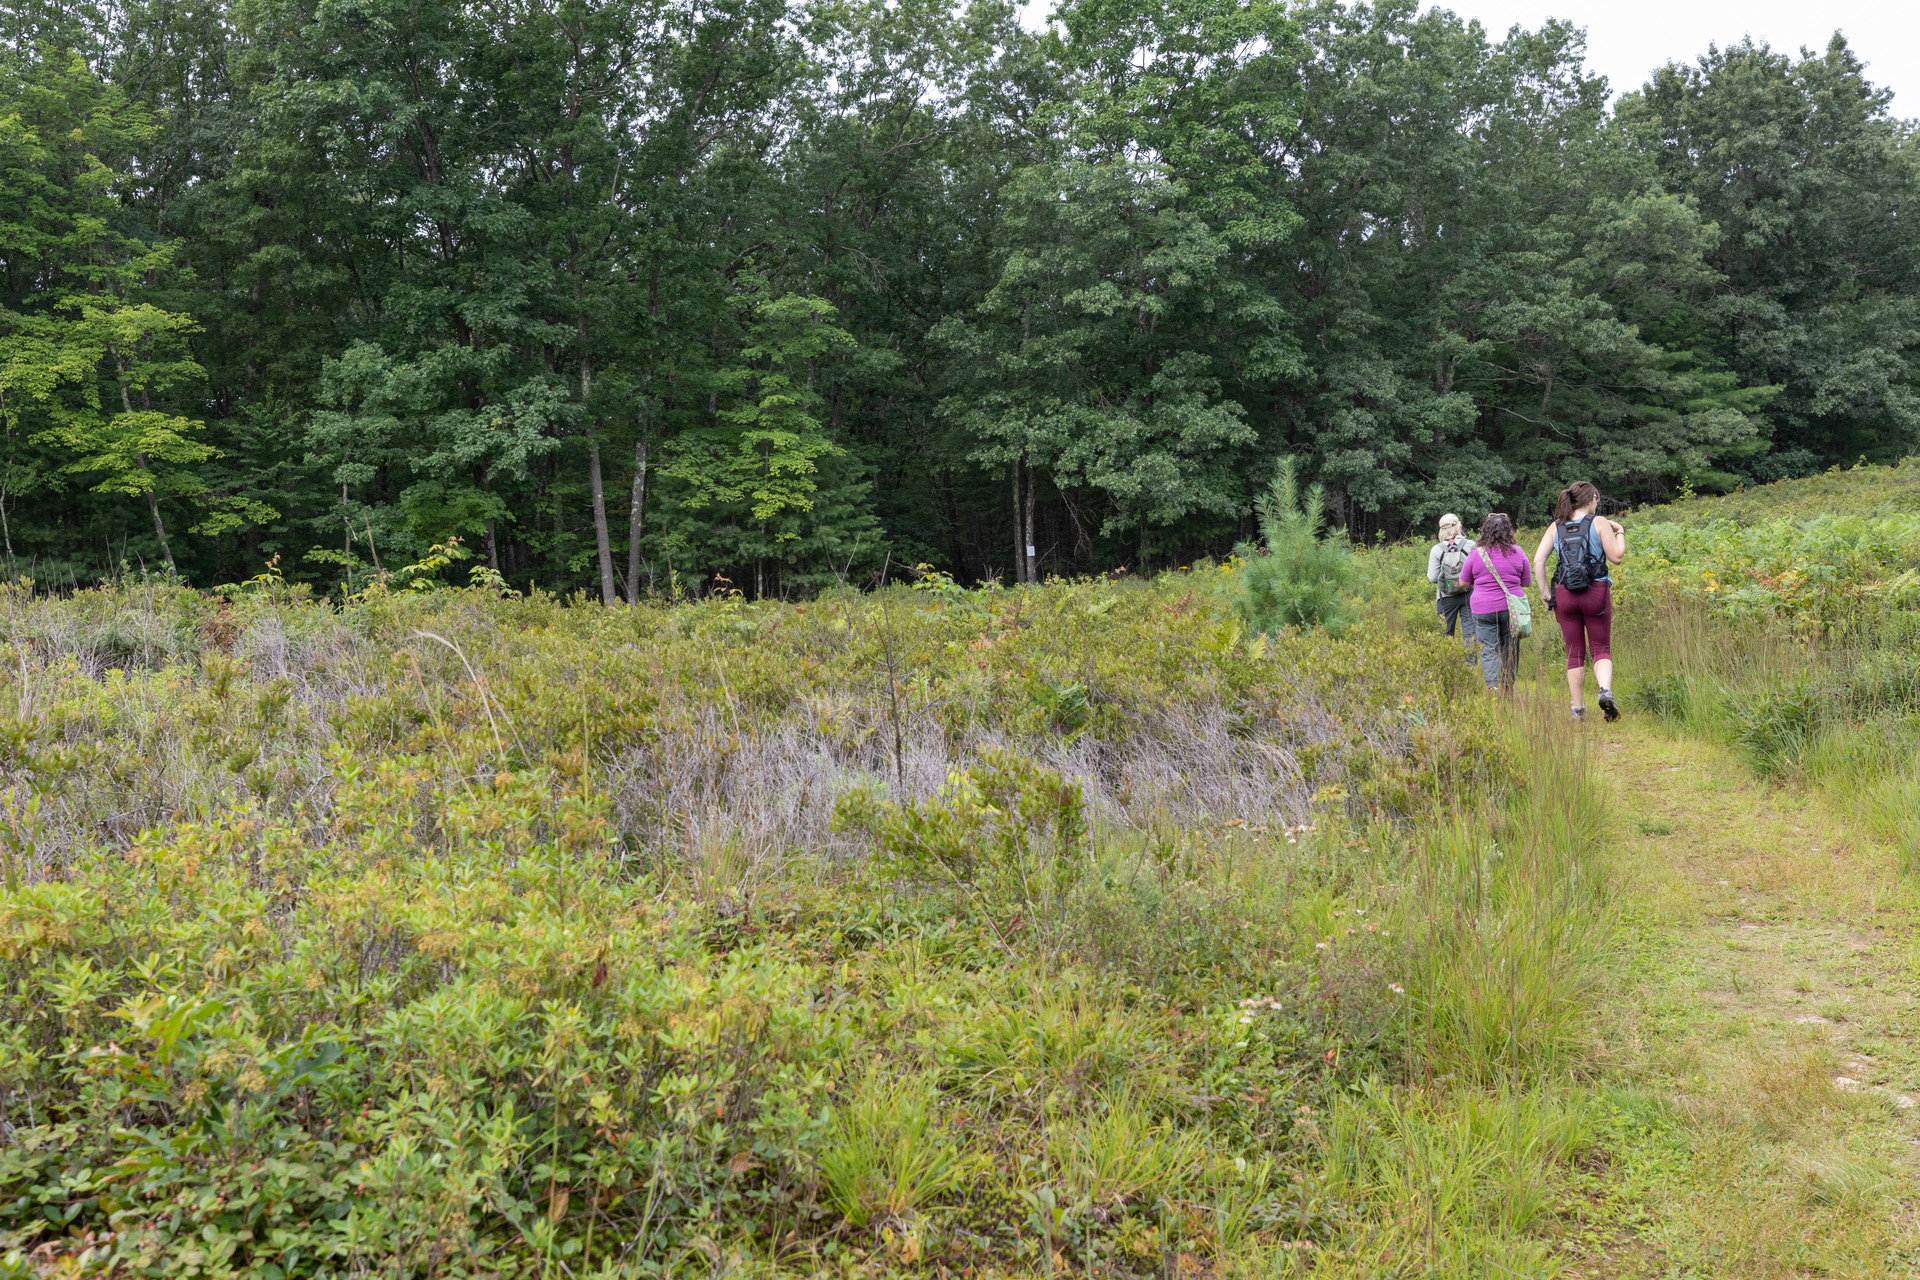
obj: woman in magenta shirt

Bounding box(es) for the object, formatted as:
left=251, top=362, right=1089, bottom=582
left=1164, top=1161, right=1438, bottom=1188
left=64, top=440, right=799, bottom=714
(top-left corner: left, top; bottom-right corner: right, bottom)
left=1457, top=512, right=1533, bottom=692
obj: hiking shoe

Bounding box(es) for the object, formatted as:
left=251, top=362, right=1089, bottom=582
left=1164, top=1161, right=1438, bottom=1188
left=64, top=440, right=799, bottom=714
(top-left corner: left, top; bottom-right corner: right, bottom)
left=1598, top=689, right=1620, bottom=722
left=1571, top=705, right=1586, bottom=722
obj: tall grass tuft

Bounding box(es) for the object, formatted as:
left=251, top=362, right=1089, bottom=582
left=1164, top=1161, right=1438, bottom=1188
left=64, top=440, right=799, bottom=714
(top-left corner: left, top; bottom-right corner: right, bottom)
left=817, top=1070, right=991, bottom=1227
left=1408, top=690, right=1616, bottom=1084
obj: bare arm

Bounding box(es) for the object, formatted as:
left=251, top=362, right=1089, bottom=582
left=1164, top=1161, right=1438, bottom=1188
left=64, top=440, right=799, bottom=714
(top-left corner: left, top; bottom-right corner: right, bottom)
left=1598, top=518, right=1626, bottom=564
left=1532, top=525, right=1557, bottom=597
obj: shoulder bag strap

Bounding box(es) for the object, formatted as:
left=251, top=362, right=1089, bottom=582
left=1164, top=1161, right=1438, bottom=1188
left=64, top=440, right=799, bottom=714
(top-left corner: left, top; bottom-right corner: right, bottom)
left=1483, top=548, right=1514, bottom=598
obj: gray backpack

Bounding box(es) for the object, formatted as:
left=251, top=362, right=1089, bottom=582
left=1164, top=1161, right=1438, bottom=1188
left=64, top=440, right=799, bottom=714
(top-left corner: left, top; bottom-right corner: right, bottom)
left=1438, top=539, right=1472, bottom=594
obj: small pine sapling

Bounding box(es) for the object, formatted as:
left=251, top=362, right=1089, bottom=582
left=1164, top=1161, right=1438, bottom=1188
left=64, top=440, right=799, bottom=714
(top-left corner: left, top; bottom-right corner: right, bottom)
left=1232, top=458, right=1355, bottom=635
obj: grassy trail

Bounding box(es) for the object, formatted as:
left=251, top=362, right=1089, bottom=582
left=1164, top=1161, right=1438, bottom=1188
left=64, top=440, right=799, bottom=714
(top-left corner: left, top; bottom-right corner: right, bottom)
left=1563, top=714, right=1920, bottom=1277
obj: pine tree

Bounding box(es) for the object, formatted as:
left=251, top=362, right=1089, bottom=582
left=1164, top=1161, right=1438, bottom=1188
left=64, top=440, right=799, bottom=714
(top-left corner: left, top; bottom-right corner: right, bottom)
left=1232, top=458, right=1353, bottom=635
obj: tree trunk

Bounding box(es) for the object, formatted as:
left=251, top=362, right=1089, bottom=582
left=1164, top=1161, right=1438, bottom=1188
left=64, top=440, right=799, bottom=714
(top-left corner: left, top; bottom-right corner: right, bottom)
left=485, top=521, right=499, bottom=572
left=625, top=432, right=647, bottom=605
left=144, top=484, right=175, bottom=570
left=586, top=434, right=617, bottom=605
left=578, top=304, right=617, bottom=605
left=1023, top=465, right=1037, bottom=585
left=1010, top=458, right=1023, bottom=584
left=578, top=338, right=617, bottom=605
left=136, top=449, right=175, bottom=570
left=115, top=366, right=176, bottom=572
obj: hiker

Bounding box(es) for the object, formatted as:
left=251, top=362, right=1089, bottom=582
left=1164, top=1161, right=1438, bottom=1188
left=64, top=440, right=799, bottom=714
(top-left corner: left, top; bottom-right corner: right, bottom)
left=1534, top=481, right=1627, bottom=721
left=1426, top=514, right=1476, bottom=639
left=1458, top=512, right=1533, bottom=693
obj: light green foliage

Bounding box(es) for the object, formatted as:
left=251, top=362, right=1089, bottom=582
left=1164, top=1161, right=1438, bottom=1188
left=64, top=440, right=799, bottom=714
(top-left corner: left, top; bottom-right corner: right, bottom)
left=1623, top=462, right=1920, bottom=870
left=684, top=293, right=859, bottom=525
left=1621, top=459, right=1920, bottom=637
left=0, top=53, right=261, bottom=562
left=1231, top=458, right=1356, bottom=634
left=1628, top=512, right=1920, bottom=637
left=1640, top=455, right=1920, bottom=525
left=659, top=291, right=878, bottom=586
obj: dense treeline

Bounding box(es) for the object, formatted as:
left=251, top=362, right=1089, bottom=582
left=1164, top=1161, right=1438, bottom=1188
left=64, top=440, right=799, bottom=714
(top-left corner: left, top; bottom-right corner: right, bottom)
left=3, top=0, right=1917, bottom=596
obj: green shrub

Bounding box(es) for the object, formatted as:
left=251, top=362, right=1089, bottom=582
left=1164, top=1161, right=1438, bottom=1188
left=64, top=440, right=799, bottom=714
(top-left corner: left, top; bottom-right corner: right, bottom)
left=832, top=748, right=1089, bottom=938
left=1232, top=458, right=1355, bottom=635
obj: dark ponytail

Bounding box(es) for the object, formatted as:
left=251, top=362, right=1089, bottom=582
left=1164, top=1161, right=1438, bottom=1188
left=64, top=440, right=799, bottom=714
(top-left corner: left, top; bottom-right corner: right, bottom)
left=1553, top=481, right=1603, bottom=524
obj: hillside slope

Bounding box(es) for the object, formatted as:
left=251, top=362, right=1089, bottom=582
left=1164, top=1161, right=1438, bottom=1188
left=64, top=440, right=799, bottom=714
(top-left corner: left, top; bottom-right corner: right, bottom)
left=1636, top=458, right=1920, bottom=526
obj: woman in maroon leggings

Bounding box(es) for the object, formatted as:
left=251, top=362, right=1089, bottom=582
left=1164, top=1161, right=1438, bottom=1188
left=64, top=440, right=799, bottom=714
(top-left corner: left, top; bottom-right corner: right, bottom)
left=1533, top=481, right=1626, bottom=721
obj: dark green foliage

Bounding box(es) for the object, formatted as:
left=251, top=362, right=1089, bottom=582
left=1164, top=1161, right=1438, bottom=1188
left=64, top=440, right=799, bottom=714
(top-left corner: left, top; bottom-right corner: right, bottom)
left=1231, top=458, right=1354, bottom=635
left=5, top=3, right=1920, bottom=593
left=1619, top=36, right=1920, bottom=469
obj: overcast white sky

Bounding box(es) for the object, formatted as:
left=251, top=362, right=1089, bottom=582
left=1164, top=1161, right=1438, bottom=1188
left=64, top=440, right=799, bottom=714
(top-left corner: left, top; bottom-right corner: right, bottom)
left=1427, top=0, right=1917, bottom=110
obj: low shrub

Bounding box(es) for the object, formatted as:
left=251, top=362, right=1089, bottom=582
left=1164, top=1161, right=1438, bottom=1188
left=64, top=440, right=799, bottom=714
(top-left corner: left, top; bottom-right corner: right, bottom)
left=0, top=576, right=1602, bottom=1274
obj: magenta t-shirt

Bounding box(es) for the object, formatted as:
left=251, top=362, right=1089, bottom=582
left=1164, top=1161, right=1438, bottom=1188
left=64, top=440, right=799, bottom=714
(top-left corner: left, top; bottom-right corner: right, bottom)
left=1458, top=544, right=1533, bottom=614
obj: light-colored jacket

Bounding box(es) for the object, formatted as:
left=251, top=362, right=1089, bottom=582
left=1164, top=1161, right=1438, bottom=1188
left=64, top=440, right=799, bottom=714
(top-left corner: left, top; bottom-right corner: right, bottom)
left=1427, top=537, right=1475, bottom=599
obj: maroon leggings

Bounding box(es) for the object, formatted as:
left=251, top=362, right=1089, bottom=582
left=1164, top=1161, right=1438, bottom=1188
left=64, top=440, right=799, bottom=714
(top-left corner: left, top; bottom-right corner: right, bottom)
left=1553, top=582, right=1612, bottom=668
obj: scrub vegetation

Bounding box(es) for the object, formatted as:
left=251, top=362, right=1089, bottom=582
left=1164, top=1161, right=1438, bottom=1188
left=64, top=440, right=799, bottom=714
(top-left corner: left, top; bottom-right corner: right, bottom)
left=0, top=463, right=1915, bottom=1277
left=0, top=557, right=1613, bottom=1277
left=1622, top=459, right=1920, bottom=865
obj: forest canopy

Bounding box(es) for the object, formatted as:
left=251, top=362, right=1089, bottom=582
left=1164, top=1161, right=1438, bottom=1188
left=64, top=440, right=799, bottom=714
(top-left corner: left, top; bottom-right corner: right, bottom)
left=3, top=0, right=1917, bottom=597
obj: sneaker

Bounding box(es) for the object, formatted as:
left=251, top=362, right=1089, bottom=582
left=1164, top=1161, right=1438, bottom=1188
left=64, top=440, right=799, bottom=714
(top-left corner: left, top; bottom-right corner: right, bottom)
left=1598, top=689, right=1620, bottom=722
left=1571, top=705, right=1586, bottom=722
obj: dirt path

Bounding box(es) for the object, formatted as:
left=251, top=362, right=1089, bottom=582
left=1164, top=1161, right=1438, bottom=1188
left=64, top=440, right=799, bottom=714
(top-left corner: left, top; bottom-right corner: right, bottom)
left=1558, top=718, right=1920, bottom=1277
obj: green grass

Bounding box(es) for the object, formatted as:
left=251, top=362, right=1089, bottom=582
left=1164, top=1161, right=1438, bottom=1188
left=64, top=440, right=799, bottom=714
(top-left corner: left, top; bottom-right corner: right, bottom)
left=1566, top=718, right=1920, bottom=1276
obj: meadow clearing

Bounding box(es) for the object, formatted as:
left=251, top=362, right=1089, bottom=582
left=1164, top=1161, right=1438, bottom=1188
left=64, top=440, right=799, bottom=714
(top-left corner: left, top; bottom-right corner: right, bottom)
left=0, top=462, right=1916, bottom=1277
